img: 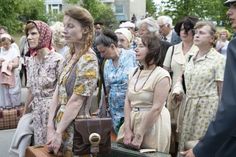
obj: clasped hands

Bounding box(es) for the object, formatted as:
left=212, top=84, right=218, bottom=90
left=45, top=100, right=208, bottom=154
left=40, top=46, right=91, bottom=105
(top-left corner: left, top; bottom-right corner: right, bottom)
left=46, top=126, right=62, bottom=155
left=123, top=129, right=144, bottom=150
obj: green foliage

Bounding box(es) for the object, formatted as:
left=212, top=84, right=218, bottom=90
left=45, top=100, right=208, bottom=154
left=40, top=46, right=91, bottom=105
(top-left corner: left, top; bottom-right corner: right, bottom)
left=0, top=0, right=46, bottom=34
left=81, top=0, right=118, bottom=29
left=159, top=0, right=230, bottom=28
left=0, top=0, right=21, bottom=34
left=146, top=0, right=157, bottom=17
left=19, top=0, right=47, bottom=22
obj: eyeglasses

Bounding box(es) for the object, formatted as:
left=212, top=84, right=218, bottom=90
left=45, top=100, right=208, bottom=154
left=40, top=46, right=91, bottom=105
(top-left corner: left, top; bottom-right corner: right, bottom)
left=159, top=24, right=167, bottom=28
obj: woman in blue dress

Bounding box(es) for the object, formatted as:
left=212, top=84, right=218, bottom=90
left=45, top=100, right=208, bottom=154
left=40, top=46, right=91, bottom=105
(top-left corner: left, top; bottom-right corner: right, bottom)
left=95, top=29, right=137, bottom=134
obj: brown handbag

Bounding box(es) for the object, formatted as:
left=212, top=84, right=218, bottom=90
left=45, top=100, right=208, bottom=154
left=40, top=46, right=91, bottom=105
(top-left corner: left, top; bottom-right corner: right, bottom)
left=73, top=117, right=112, bottom=155
left=73, top=64, right=112, bottom=156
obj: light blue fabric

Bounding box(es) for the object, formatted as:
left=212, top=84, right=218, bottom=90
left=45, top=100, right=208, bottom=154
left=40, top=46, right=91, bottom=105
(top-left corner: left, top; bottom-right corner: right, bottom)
left=104, top=48, right=137, bottom=133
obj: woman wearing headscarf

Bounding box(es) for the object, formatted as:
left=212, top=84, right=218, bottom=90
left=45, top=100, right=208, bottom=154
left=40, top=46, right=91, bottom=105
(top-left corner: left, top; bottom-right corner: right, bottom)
left=23, top=20, right=64, bottom=145
left=115, top=28, right=133, bottom=50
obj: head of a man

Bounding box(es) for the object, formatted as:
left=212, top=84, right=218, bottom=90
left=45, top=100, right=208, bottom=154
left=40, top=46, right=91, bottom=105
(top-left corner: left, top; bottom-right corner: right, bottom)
left=225, top=0, right=236, bottom=31
left=156, top=16, right=173, bottom=37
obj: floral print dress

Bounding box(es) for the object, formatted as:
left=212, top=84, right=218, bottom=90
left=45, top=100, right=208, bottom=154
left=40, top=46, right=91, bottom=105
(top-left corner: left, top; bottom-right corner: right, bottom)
left=178, top=48, right=226, bottom=151
left=26, top=52, right=64, bottom=145
left=54, top=51, right=99, bottom=157
left=104, top=49, right=137, bottom=133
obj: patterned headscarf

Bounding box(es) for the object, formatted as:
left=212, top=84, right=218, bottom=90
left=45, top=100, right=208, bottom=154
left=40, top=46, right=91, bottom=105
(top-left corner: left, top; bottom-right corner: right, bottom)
left=26, top=20, right=52, bottom=56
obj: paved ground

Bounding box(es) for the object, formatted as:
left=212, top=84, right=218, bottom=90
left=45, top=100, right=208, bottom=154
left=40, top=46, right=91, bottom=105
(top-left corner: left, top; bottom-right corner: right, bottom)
left=0, top=129, right=16, bottom=157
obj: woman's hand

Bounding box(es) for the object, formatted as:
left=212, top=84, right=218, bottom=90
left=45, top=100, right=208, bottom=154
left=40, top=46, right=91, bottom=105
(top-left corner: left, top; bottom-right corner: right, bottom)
left=123, top=129, right=134, bottom=146
left=46, top=131, right=62, bottom=155
left=180, top=149, right=196, bottom=157
left=47, top=125, right=56, bottom=143
left=129, top=133, right=144, bottom=150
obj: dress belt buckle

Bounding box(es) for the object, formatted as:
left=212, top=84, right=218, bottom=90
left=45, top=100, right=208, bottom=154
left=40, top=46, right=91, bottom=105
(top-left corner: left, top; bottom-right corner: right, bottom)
left=133, top=107, right=140, bottom=112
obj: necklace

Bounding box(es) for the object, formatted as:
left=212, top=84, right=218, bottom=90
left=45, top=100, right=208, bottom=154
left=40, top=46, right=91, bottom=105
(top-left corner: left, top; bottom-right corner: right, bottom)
left=133, top=66, right=157, bottom=92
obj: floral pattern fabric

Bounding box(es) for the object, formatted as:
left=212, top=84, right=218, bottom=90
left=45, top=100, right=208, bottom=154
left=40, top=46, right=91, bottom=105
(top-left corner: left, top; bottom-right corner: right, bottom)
left=104, top=48, right=137, bottom=133
left=26, top=52, right=64, bottom=145
left=178, top=48, right=226, bottom=151
left=54, top=51, right=99, bottom=156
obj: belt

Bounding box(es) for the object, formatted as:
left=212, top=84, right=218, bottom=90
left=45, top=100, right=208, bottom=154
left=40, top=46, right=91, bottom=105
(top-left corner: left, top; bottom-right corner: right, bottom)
left=132, top=107, right=151, bottom=112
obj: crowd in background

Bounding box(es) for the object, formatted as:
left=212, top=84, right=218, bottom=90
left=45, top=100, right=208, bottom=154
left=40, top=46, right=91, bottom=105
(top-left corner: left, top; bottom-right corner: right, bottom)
left=0, top=2, right=233, bottom=157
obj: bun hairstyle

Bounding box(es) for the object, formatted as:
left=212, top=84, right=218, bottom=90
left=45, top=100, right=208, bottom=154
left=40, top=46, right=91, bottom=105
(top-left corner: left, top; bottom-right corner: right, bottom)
left=95, top=29, right=118, bottom=47
left=174, top=16, right=199, bottom=36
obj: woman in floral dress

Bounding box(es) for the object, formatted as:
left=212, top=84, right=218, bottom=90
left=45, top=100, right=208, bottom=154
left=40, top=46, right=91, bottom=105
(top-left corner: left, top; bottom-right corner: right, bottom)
left=24, top=20, right=64, bottom=145
left=95, top=29, right=137, bottom=134
left=47, top=6, right=99, bottom=157
left=176, top=21, right=226, bottom=152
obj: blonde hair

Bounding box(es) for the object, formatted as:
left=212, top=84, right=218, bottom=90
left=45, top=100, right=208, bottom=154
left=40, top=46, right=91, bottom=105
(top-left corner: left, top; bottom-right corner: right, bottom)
left=219, top=28, right=230, bottom=39
left=195, top=21, right=217, bottom=45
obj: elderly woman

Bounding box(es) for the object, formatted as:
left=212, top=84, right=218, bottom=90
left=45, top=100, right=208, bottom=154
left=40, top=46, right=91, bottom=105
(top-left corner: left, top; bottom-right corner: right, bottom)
left=117, top=33, right=171, bottom=153
left=136, top=17, right=172, bottom=67
left=0, top=33, right=21, bottom=108
left=177, top=21, right=226, bottom=152
left=47, top=6, right=99, bottom=156
left=50, top=21, right=69, bottom=58
left=95, top=29, right=137, bottom=134
left=115, top=28, right=133, bottom=50
left=23, top=20, right=64, bottom=145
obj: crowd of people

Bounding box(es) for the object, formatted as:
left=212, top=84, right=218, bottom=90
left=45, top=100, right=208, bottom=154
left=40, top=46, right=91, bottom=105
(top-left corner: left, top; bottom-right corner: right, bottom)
left=0, top=0, right=236, bottom=156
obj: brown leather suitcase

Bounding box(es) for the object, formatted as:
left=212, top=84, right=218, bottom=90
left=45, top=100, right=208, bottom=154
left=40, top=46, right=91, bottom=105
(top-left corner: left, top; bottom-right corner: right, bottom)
left=25, top=146, right=61, bottom=157
left=0, top=105, right=24, bottom=130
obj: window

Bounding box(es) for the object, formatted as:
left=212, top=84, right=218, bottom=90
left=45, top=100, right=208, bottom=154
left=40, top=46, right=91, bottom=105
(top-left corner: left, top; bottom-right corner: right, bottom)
left=115, top=4, right=123, bottom=14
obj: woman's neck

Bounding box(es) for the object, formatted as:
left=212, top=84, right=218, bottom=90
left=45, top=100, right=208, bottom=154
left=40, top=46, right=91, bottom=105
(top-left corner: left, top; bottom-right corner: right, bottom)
left=36, top=48, right=49, bottom=61
left=112, top=48, right=121, bottom=67
left=140, top=62, right=156, bottom=70
left=182, top=41, right=193, bottom=55
left=197, top=45, right=212, bottom=58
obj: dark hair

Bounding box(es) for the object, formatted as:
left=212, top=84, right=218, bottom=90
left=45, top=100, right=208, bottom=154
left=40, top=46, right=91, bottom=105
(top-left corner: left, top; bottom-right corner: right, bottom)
left=141, top=33, right=162, bottom=67
left=174, top=16, right=199, bottom=36
left=95, top=29, right=118, bottom=47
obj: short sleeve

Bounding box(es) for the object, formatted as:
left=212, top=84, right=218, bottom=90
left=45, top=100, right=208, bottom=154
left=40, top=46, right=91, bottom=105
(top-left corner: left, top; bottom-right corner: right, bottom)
left=73, top=53, right=99, bottom=96
left=163, top=46, right=174, bottom=68
left=214, top=55, right=226, bottom=81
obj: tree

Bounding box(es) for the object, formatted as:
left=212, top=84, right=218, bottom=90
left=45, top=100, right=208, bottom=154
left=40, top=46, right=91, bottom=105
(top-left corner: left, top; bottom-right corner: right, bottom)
left=146, top=0, right=157, bottom=17
left=0, top=0, right=22, bottom=34
left=0, top=0, right=47, bottom=34
left=66, top=0, right=118, bottom=28
left=159, top=0, right=230, bottom=28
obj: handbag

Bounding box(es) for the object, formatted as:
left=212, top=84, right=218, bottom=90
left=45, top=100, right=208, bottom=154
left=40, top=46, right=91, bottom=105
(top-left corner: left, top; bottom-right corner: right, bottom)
left=0, top=104, right=24, bottom=130
left=73, top=64, right=112, bottom=155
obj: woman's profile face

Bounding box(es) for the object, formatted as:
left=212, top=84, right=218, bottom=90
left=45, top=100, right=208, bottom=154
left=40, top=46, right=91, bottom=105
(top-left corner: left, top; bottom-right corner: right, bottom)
left=135, top=39, right=148, bottom=63
left=63, top=15, right=84, bottom=44
left=116, top=33, right=130, bottom=49
left=96, top=44, right=114, bottom=59
left=27, top=27, right=40, bottom=49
